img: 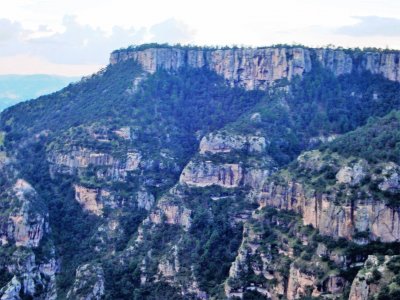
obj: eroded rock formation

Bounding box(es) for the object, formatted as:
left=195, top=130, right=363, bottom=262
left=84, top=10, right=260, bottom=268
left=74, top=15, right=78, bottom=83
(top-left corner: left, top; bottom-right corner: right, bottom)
left=111, top=46, right=400, bottom=89
left=74, top=185, right=103, bottom=216
left=180, top=161, right=243, bottom=188
left=259, top=181, right=400, bottom=242
left=66, top=263, right=105, bottom=300
left=199, top=132, right=267, bottom=154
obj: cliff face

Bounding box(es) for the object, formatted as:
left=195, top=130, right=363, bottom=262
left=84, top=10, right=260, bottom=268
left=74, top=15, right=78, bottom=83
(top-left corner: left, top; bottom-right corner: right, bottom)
left=180, top=161, right=243, bottom=188
left=0, top=252, right=58, bottom=300
left=48, top=147, right=141, bottom=181
left=110, top=47, right=312, bottom=89
left=74, top=185, right=104, bottom=216
left=2, top=41, right=400, bottom=299
left=349, top=255, right=400, bottom=300
left=259, top=181, right=400, bottom=242
left=199, top=132, right=266, bottom=154
left=110, top=46, right=400, bottom=89
left=258, top=150, right=400, bottom=243
left=0, top=157, right=57, bottom=300
left=5, top=179, right=47, bottom=248
left=224, top=205, right=348, bottom=300
left=179, top=131, right=272, bottom=189
left=66, top=263, right=105, bottom=300
left=125, top=127, right=272, bottom=298
left=148, top=187, right=192, bottom=230
left=141, top=112, right=400, bottom=299
left=286, top=265, right=321, bottom=300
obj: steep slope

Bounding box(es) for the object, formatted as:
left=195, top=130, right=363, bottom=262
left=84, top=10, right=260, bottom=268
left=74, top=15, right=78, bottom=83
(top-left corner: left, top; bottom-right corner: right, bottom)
left=261, top=111, right=400, bottom=241
left=0, top=152, right=57, bottom=299
left=349, top=255, right=400, bottom=300
left=224, top=111, right=400, bottom=299
left=0, top=44, right=400, bottom=299
left=111, top=45, right=400, bottom=89
left=1, top=54, right=268, bottom=299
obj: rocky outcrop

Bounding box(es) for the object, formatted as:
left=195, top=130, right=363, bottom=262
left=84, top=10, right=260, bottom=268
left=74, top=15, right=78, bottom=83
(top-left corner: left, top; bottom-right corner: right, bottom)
left=136, top=188, right=155, bottom=211
left=358, top=52, right=400, bottom=82
left=157, top=245, right=181, bottom=283
left=286, top=267, right=343, bottom=300
left=158, top=258, right=178, bottom=280
left=1, top=179, right=47, bottom=248
left=9, top=213, right=45, bottom=248
left=378, top=162, right=400, bottom=193
left=259, top=181, right=400, bottom=242
left=154, top=246, right=207, bottom=299
left=225, top=209, right=347, bottom=300
left=48, top=148, right=141, bottom=180
left=324, top=275, right=346, bottom=295
left=113, top=126, right=131, bottom=140
left=349, top=255, right=396, bottom=300
left=225, top=224, right=272, bottom=299
left=243, top=168, right=270, bottom=190
left=67, top=263, right=105, bottom=300
left=180, top=161, right=242, bottom=188
left=149, top=201, right=191, bottom=230
left=199, top=132, right=266, bottom=154
left=286, top=265, right=320, bottom=300
left=0, top=158, right=56, bottom=299
left=317, top=48, right=400, bottom=82
left=74, top=185, right=103, bottom=216
left=125, top=152, right=141, bottom=171
left=48, top=148, right=114, bottom=171
left=110, top=46, right=400, bottom=89
left=73, top=185, right=123, bottom=216
left=0, top=251, right=58, bottom=300
left=314, top=49, right=353, bottom=76
left=225, top=215, right=292, bottom=300
left=336, top=161, right=366, bottom=186
left=0, top=276, right=21, bottom=300
left=110, top=47, right=312, bottom=89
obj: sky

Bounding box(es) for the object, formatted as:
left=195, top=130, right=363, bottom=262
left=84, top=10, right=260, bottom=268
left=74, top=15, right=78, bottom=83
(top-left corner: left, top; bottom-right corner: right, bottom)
left=1, top=0, right=400, bottom=76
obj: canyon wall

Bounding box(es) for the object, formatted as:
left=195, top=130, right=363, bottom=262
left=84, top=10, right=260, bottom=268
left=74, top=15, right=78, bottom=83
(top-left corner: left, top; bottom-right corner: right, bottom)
left=258, top=181, right=400, bottom=242
left=110, top=46, right=400, bottom=89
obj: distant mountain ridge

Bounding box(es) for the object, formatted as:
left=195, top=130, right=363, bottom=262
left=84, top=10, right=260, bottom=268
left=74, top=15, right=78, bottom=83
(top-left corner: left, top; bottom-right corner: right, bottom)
left=0, top=74, right=79, bottom=111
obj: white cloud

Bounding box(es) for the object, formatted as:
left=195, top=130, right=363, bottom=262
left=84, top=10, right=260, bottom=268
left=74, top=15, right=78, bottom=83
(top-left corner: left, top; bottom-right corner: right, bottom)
left=0, top=16, right=147, bottom=65
left=336, top=16, right=400, bottom=37
left=0, top=19, right=25, bottom=42
left=1, top=0, right=400, bottom=75
left=0, top=15, right=196, bottom=74
left=150, top=18, right=195, bottom=44
left=29, top=16, right=147, bottom=64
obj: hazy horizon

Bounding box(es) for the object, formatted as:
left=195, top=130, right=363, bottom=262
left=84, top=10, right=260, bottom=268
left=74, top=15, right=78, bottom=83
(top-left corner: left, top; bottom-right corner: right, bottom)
left=0, top=74, right=79, bottom=111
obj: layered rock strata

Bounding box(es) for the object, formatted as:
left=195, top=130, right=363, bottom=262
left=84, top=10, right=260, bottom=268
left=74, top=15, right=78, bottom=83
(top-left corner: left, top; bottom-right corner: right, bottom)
left=111, top=46, right=400, bottom=89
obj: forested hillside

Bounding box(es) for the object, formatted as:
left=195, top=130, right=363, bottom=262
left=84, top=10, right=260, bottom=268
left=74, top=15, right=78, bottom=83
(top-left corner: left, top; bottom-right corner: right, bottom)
left=0, top=45, right=399, bottom=300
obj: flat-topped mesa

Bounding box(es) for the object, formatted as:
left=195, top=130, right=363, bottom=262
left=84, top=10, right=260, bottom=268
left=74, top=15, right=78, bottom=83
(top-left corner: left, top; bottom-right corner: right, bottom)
left=110, top=46, right=400, bottom=89
left=110, top=47, right=312, bottom=89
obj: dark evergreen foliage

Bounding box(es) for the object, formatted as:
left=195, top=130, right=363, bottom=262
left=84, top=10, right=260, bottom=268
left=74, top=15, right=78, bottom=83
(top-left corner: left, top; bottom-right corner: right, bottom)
left=1, top=50, right=400, bottom=298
